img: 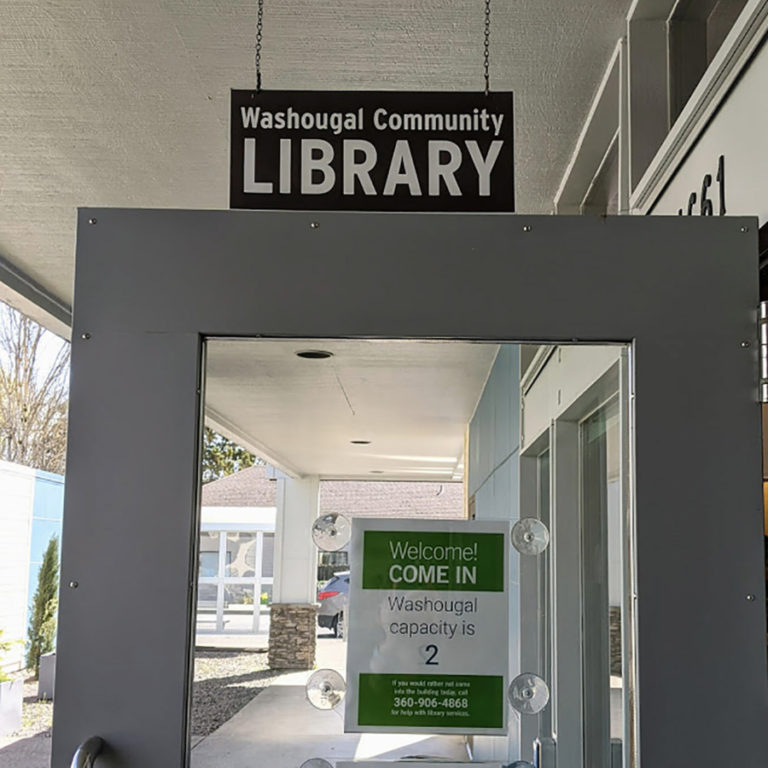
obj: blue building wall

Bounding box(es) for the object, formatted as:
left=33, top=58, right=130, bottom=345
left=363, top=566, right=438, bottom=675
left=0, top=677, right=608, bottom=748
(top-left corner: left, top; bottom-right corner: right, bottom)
left=27, top=469, right=64, bottom=624
left=467, top=344, right=521, bottom=761
left=468, top=344, right=520, bottom=509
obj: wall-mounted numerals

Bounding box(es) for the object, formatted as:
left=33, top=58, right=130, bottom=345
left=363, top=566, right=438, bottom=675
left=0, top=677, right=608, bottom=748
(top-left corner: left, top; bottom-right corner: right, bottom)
left=678, top=155, right=726, bottom=216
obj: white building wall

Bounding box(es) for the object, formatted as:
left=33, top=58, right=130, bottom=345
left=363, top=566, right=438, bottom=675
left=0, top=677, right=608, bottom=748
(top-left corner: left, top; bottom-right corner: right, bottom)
left=200, top=506, right=276, bottom=530
left=0, top=460, right=35, bottom=672
left=645, top=33, right=768, bottom=220
left=522, top=345, right=622, bottom=450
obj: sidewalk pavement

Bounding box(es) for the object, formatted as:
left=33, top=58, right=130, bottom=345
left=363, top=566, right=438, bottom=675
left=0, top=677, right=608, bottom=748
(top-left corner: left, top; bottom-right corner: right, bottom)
left=0, top=734, right=51, bottom=768
left=191, top=636, right=469, bottom=768
left=0, top=635, right=469, bottom=768
left=195, top=631, right=269, bottom=650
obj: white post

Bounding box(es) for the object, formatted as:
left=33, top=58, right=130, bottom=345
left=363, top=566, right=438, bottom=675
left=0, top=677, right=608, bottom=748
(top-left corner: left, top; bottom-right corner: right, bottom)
left=272, top=476, right=319, bottom=603
left=253, top=531, right=264, bottom=633
left=216, top=532, right=227, bottom=633
left=269, top=475, right=320, bottom=668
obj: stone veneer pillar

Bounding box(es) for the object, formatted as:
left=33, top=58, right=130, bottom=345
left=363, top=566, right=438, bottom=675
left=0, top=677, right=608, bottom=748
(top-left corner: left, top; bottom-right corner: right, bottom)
left=268, top=603, right=318, bottom=669
left=268, top=475, right=320, bottom=669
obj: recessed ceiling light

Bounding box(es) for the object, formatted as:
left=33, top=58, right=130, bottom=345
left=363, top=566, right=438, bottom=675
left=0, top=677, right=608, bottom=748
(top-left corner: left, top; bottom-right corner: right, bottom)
left=296, top=350, right=333, bottom=359
left=350, top=440, right=371, bottom=445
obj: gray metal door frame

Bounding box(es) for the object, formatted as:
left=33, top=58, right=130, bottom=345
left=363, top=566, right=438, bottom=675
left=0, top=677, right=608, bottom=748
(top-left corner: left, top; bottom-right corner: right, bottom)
left=53, top=210, right=768, bottom=767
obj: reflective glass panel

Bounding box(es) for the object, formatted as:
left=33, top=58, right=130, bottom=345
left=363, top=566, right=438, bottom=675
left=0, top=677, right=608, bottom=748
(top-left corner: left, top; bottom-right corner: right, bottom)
left=225, top=532, right=259, bottom=578
left=581, top=398, right=624, bottom=767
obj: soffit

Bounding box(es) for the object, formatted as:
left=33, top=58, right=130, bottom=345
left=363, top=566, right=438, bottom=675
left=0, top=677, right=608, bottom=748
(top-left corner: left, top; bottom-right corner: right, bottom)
left=0, top=0, right=631, bottom=319
left=205, top=338, right=499, bottom=481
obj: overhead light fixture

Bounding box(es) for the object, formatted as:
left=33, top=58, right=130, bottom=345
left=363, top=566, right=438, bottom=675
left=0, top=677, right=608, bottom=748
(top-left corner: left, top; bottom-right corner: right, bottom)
left=350, top=440, right=371, bottom=445
left=369, top=454, right=457, bottom=463
left=392, top=468, right=454, bottom=475
left=296, top=350, right=333, bottom=359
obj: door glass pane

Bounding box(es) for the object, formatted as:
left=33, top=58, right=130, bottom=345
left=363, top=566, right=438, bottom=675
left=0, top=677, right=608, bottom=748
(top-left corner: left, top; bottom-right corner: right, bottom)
left=196, top=583, right=219, bottom=633
left=262, top=533, right=275, bottom=577
left=225, top=532, right=259, bottom=578
left=189, top=339, right=634, bottom=768
left=199, top=531, right=220, bottom=577
left=538, top=448, right=552, bottom=738
left=199, top=552, right=218, bottom=578
left=581, top=398, right=624, bottom=767
left=223, top=585, right=257, bottom=633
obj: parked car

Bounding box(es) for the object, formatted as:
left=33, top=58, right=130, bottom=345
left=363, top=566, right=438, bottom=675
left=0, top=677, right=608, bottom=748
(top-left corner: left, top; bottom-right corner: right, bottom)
left=317, top=571, right=349, bottom=637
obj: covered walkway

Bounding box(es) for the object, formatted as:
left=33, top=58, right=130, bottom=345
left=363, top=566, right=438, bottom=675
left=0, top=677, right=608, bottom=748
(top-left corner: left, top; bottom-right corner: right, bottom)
left=191, top=638, right=469, bottom=767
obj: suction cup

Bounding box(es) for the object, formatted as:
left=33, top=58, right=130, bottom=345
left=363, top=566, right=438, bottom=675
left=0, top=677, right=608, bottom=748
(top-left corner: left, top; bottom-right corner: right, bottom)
left=508, top=673, right=550, bottom=715
left=299, top=760, right=334, bottom=768
left=306, top=669, right=346, bottom=710
left=312, top=513, right=352, bottom=552
left=511, top=518, right=550, bottom=556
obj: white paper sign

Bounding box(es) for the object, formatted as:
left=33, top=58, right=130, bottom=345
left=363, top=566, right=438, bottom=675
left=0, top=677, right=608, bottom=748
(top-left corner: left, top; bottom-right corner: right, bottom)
left=344, top=518, right=510, bottom=734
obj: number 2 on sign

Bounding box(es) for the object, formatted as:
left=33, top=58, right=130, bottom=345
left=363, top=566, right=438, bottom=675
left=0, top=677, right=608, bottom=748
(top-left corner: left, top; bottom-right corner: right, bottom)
left=425, top=644, right=439, bottom=665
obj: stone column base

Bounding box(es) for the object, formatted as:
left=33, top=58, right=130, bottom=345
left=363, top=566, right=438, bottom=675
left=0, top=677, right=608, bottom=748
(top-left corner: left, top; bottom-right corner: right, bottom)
left=268, top=603, right=318, bottom=669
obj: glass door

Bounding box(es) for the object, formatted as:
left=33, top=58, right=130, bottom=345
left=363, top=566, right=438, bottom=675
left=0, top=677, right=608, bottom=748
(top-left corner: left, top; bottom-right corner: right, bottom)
left=520, top=346, right=635, bottom=768
left=56, top=209, right=763, bottom=768
left=186, top=339, right=638, bottom=768
left=580, top=397, right=625, bottom=768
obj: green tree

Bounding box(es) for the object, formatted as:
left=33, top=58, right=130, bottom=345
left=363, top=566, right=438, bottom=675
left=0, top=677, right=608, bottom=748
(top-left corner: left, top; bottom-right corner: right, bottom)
left=201, top=427, right=259, bottom=483
left=26, top=535, right=59, bottom=677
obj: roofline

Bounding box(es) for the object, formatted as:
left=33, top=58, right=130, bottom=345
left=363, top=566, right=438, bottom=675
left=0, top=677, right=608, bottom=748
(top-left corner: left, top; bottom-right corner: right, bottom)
left=0, top=254, right=72, bottom=339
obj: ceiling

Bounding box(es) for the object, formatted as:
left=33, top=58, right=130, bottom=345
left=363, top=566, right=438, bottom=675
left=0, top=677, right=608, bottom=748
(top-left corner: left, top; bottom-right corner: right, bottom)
left=0, top=0, right=632, bottom=325
left=205, top=338, right=500, bottom=480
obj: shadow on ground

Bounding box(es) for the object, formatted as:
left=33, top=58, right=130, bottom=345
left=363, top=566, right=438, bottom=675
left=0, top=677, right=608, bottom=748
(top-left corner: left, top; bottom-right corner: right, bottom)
left=192, top=651, right=286, bottom=737
left=0, top=733, right=52, bottom=768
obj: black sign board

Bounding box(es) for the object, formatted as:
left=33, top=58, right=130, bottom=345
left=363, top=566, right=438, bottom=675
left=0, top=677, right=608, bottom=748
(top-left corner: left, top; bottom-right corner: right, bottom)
left=230, top=90, right=514, bottom=212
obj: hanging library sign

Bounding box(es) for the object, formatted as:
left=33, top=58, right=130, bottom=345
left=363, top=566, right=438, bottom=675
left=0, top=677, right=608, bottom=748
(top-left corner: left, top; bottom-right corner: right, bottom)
left=344, top=518, right=510, bottom=735
left=230, top=90, right=514, bottom=212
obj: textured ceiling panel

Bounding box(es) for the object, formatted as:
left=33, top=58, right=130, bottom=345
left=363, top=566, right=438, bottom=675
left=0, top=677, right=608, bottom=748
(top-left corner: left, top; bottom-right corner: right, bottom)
left=205, top=338, right=499, bottom=480
left=0, top=0, right=631, bottom=309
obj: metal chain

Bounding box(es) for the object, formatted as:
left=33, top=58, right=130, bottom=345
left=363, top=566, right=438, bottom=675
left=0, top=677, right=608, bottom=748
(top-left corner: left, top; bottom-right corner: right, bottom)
left=255, top=0, right=264, bottom=92
left=484, top=0, right=491, bottom=95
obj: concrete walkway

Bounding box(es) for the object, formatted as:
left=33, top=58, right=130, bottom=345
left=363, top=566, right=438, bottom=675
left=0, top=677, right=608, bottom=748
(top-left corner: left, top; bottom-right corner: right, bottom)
left=195, top=610, right=271, bottom=650
left=195, top=631, right=269, bottom=650
left=0, top=636, right=469, bottom=768
left=0, top=734, right=51, bottom=768
left=191, top=637, right=469, bottom=768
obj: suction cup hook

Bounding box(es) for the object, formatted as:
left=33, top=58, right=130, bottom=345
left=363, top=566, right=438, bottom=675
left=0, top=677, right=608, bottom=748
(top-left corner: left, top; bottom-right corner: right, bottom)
left=508, top=673, right=550, bottom=715
left=312, top=512, right=351, bottom=552
left=511, top=518, right=550, bottom=556
left=306, top=669, right=346, bottom=710
left=299, top=760, right=334, bottom=768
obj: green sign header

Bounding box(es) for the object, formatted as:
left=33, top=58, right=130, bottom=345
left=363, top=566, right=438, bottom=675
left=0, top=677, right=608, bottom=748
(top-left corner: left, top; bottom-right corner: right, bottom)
left=362, top=530, right=505, bottom=592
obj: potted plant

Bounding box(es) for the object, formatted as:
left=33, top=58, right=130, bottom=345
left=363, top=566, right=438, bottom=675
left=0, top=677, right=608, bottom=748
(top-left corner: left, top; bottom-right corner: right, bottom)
left=0, top=629, right=23, bottom=736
